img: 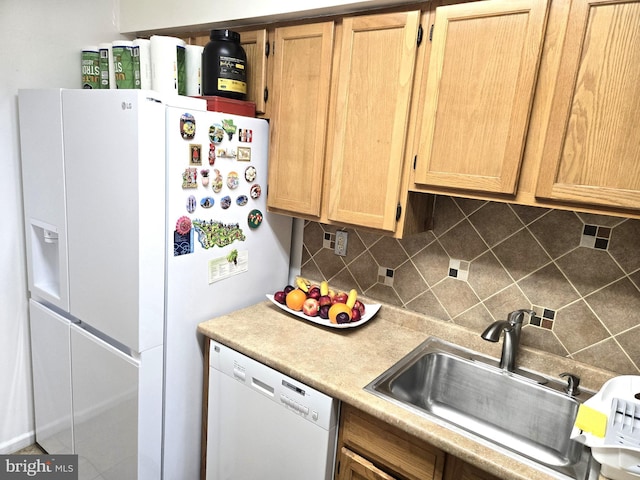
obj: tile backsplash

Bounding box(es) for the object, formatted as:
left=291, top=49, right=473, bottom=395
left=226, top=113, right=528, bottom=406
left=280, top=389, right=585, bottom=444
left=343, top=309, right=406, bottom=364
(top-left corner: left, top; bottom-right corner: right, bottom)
left=301, top=196, right=640, bottom=375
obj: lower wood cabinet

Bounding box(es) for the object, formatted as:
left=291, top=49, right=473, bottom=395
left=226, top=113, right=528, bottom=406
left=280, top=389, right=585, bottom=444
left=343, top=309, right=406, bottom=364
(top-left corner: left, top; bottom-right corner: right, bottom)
left=336, top=404, right=500, bottom=480
left=337, top=404, right=445, bottom=480
left=443, top=457, right=501, bottom=480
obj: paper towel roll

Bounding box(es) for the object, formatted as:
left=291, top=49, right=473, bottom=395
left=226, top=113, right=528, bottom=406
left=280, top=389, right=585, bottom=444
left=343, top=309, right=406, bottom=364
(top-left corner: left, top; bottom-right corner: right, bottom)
left=133, top=39, right=151, bottom=90
left=81, top=46, right=100, bottom=89
left=150, top=35, right=186, bottom=95
left=98, top=43, right=115, bottom=89
left=185, top=45, right=204, bottom=96
left=112, top=40, right=135, bottom=89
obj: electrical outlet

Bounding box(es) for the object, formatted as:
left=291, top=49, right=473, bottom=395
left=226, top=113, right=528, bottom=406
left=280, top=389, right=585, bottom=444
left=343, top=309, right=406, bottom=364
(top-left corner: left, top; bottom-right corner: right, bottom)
left=335, top=231, right=348, bottom=256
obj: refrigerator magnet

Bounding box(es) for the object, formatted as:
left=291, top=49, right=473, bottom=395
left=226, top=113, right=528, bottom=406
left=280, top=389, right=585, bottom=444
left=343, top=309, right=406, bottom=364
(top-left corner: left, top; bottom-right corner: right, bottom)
left=227, top=171, right=239, bottom=189
left=201, top=169, right=210, bottom=187
left=209, top=144, right=216, bottom=165
left=237, top=147, right=251, bottom=161
left=192, top=219, right=246, bottom=249
left=182, top=168, right=198, bottom=188
left=239, top=128, right=252, bottom=142
left=220, top=196, right=232, bottom=209
left=222, top=119, right=237, bottom=140
left=174, top=216, right=194, bottom=256
left=250, top=184, right=262, bottom=199
left=247, top=209, right=263, bottom=229
left=244, top=166, right=257, bottom=182
left=236, top=195, right=248, bottom=206
left=209, top=124, right=224, bottom=144
left=180, top=113, right=196, bottom=139
left=189, top=144, right=202, bottom=165
left=212, top=169, right=223, bottom=193
left=201, top=197, right=214, bottom=209
left=174, top=229, right=193, bottom=256
left=186, top=195, right=197, bottom=213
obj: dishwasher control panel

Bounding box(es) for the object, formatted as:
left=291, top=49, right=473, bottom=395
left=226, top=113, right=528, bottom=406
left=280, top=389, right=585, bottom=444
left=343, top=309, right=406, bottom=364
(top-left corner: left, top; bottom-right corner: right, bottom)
left=209, top=340, right=338, bottom=431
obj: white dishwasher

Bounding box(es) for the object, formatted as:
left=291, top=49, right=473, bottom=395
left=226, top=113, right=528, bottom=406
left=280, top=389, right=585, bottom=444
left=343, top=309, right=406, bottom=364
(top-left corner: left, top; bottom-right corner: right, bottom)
left=206, top=340, right=339, bottom=480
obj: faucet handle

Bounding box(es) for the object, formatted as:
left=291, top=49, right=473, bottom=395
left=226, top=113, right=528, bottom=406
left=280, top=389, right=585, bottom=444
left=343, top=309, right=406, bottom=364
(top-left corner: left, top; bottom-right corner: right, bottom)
left=560, top=372, right=581, bottom=396
left=507, top=309, right=536, bottom=325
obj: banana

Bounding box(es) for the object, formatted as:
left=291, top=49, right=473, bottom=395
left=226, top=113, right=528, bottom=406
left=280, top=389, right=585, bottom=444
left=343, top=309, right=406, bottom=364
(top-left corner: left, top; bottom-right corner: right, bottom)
left=320, top=280, right=329, bottom=296
left=295, top=276, right=310, bottom=293
left=346, top=288, right=358, bottom=308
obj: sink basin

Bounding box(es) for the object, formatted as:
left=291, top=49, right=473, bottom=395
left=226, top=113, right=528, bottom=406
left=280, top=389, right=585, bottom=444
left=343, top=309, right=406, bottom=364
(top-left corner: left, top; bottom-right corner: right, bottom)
left=365, top=337, right=599, bottom=480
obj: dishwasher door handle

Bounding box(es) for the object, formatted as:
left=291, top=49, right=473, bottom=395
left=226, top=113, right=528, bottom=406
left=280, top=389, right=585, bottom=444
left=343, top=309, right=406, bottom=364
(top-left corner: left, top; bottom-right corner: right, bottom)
left=251, top=376, right=275, bottom=397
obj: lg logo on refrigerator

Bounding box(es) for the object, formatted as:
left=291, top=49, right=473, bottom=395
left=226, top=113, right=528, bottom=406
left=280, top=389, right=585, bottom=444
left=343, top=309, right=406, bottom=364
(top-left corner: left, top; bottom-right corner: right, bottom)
left=121, top=102, right=132, bottom=110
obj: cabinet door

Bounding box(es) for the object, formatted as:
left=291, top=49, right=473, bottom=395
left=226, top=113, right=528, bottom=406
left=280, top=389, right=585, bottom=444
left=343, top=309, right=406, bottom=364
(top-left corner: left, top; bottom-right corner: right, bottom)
left=536, top=0, right=640, bottom=209
left=338, top=404, right=445, bottom=480
left=240, top=29, right=268, bottom=114
left=327, top=11, right=421, bottom=231
left=267, top=23, right=335, bottom=217
left=337, top=447, right=397, bottom=480
left=443, top=456, right=501, bottom=480
left=414, top=0, right=549, bottom=194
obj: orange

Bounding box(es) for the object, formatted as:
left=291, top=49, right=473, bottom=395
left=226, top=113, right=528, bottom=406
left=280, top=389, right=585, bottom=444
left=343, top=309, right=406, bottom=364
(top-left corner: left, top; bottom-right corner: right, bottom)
left=328, top=303, right=352, bottom=324
left=286, top=289, right=307, bottom=311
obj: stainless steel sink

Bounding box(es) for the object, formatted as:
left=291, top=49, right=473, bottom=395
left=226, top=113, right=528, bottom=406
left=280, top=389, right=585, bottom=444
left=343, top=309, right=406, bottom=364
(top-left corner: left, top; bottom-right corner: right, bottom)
left=365, top=337, right=599, bottom=480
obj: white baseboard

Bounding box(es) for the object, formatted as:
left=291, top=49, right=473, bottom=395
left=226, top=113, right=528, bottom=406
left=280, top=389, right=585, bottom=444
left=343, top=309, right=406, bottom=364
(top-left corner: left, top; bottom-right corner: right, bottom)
left=0, top=430, right=36, bottom=455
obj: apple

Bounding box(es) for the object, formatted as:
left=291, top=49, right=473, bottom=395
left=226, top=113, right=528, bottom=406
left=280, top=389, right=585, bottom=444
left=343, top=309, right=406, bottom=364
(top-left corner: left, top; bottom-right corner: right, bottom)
left=308, top=286, right=321, bottom=300
left=333, top=292, right=348, bottom=304
left=302, top=298, right=320, bottom=317
left=353, top=300, right=366, bottom=316
left=351, top=308, right=362, bottom=322
left=318, top=295, right=332, bottom=307
left=318, top=305, right=330, bottom=319
left=327, top=289, right=336, bottom=300
left=283, top=285, right=295, bottom=295
left=274, top=291, right=286, bottom=304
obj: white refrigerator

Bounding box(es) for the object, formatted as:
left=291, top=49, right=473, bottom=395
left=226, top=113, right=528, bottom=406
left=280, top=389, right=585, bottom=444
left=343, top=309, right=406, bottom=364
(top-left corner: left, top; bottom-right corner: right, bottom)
left=18, top=89, right=292, bottom=480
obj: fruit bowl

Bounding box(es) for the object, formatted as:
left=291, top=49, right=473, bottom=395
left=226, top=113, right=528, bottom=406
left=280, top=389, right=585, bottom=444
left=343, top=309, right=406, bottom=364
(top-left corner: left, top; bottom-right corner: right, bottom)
left=266, top=294, right=381, bottom=329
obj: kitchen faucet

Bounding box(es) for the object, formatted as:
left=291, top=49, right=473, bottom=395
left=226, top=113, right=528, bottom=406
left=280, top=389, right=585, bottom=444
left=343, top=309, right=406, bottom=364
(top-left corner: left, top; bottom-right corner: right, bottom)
left=481, top=309, right=536, bottom=372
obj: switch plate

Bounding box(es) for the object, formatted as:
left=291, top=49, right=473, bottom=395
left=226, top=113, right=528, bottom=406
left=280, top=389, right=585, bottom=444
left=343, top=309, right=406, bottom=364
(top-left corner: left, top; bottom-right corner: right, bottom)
left=335, top=231, right=348, bottom=256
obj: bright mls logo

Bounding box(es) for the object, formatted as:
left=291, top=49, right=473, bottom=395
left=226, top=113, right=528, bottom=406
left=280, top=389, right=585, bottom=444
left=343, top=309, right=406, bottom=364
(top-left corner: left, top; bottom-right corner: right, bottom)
left=0, top=455, right=77, bottom=479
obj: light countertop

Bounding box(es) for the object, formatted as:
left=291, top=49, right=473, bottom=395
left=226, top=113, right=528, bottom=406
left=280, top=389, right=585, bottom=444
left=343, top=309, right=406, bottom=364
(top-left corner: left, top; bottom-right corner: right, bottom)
left=198, top=299, right=615, bottom=480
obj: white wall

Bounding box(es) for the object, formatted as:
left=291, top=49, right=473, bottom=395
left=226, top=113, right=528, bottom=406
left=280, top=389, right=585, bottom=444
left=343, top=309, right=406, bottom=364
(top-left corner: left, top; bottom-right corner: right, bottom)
left=0, top=0, right=127, bottom=453
left=119, top=0, right=411, bottom=33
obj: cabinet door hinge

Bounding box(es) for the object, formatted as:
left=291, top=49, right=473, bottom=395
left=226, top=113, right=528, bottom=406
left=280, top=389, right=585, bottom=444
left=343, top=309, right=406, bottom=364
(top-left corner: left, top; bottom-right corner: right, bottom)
left=396, top=203, right=402, bottom=221
left=417, top=24, right=424, bottom=46
left=263, top=87, right=269, bottom=103
left=265, top=41, right=270, bottom=58
left=429, top=24, right=434, bottom=42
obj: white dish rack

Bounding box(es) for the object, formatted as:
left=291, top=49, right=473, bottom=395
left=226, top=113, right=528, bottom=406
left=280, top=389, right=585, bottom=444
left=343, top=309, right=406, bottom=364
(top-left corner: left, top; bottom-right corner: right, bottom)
left=571, top=376, right=640, bottom=480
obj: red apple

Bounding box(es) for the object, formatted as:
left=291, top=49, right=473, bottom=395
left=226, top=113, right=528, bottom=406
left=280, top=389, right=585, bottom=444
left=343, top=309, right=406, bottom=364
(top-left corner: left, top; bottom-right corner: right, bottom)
left=318, top=295, right=332, bottom=307
left=283, top=285, right=295, bottom=295
left=351, top=308, right=362, bottom=322
left=308, top=286, right=321, bottom=300
left=302, top=298, right=320, bottom=317
left=274, top=291, right=286, bottom=304
left=353, top=300, right=366, bottom=316
left=333, top=292, right=348, bottom=304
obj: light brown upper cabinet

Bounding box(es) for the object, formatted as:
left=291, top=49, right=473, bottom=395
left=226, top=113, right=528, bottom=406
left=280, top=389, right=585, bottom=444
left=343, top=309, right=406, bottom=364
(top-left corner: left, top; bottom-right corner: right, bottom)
left=535, top=0, right=640, bottom=209
left=327, top=11, right=422, bottom=231
left=413, top=0, right=550, bottom=194
left=266, top=23, right=335, bottom=217
left=239, top=30, right=268, bottom=114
